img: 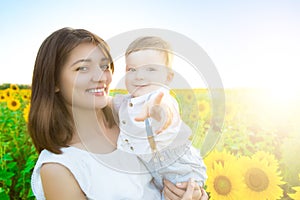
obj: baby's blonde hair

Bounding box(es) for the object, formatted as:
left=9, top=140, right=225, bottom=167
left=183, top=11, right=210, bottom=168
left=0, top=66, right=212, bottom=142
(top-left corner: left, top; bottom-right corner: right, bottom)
left=125, top=36, right=173, bottom=67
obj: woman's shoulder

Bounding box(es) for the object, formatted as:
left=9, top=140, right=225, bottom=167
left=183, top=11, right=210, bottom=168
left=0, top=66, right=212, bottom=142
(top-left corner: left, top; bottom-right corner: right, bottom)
left=39, top=162, right=86, bottom=199
left=33, top=147, right=86, bottom=180
left=35, top=147, right=98, bottom=174
left=36, top=147, right=82, bottom=163
left=31, top=147, right=91, bottom=199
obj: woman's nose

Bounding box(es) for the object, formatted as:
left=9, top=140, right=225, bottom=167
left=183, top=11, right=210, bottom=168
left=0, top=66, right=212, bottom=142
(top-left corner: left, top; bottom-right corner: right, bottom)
left=92, top=67, right=107, bottom=82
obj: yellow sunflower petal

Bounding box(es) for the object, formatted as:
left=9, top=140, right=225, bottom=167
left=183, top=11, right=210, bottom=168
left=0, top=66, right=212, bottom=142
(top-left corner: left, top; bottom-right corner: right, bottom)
left=288, top=186, right=300, bottom=200
left=198, top=100, right=211, bottom=119
left=23, top=103, right=30, bottom=123
left=288, top=174, right=300, bottom=200
left=204, top=149, right=237, bottom=170
left=252, top=150, right=279, bottom=167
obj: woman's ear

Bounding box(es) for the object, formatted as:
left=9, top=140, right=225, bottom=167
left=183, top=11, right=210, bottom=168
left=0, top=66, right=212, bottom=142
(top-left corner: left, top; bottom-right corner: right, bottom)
left=55, top=86, right=60, bottom=93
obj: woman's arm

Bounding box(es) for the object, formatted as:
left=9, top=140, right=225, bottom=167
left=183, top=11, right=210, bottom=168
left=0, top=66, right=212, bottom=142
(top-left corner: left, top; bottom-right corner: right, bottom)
left=40, top=163, right=86, bottom=200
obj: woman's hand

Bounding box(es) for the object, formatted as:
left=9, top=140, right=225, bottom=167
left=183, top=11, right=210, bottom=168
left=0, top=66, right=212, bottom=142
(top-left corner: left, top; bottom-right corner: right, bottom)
left=163, top=179, right=208, bottom=200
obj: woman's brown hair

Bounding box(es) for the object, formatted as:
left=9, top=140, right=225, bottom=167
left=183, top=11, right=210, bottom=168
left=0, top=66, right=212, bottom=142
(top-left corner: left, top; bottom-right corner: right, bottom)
left=28, top=27, right=115, bottom=154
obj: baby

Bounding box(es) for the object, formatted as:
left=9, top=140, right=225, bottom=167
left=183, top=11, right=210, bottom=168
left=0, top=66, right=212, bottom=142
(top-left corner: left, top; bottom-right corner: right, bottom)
left=111, top=36, right=207, bottom=194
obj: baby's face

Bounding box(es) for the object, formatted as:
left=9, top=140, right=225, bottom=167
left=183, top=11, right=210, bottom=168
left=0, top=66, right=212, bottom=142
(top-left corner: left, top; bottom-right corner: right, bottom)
left=125, top=50, right=173, bottom=97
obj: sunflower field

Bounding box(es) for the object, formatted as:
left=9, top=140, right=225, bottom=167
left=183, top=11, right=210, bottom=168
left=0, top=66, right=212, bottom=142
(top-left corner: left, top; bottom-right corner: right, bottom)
left=1, top=83, right=300, bottom=199
left=0, top=84, right=36, bottom=200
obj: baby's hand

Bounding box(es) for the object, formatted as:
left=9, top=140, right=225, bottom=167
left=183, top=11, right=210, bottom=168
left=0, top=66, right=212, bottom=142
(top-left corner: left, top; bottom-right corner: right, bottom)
left=134, top=92, right=172, bottom=134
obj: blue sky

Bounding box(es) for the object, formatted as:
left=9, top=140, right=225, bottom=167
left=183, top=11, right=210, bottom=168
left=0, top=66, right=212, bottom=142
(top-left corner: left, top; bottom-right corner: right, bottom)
left=1, top=0, right=300, bottom=88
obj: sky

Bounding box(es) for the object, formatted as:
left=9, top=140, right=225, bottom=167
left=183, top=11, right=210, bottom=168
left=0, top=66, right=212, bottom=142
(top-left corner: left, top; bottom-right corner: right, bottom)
left=1, top=0, right=300, bottom=89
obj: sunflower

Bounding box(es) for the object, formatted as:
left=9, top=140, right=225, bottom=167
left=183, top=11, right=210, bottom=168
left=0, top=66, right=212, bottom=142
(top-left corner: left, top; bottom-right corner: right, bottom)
left=198, top=100, right=210, bottom=119
left=10, top=83, right=19, bottom=92
left=188, top=110, right=200, bottom=122
left=183, top=90, right=196, bottom=104
left=206, top=161, right=243, bottom=199
left=3, top=88, right=10, bottom=98
left=0, top=91, right=7, bottom=102
left=252, top=151, right=279, bottom=168
left=288, top=174, right=300, bottom=200
left=7, top=98, right=21, bottom=111
left=23, top=103, right=30, bottom=123
left=239, top=155, right=284, bottom=200
left=204, top=149, right=237, bottom=169
left=20, top=89, right=31, bottom=101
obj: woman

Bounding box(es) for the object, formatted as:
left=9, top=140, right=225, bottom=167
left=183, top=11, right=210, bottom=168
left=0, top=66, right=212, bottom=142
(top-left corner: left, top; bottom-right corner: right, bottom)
left=29, top=27, right=208, bottom=200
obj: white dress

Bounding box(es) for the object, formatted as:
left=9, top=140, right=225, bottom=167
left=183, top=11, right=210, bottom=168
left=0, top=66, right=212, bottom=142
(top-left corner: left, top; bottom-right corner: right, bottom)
left=31, top=146, right=161, bottom=200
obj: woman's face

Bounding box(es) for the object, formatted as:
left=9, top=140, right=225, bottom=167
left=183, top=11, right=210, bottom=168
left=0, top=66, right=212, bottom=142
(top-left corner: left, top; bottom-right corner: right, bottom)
left=58, top=43, right=112, bottom=110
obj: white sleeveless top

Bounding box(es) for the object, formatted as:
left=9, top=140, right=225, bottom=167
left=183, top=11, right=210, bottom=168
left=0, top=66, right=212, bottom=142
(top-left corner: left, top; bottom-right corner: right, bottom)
left=31, top=147, right=161, bottom=200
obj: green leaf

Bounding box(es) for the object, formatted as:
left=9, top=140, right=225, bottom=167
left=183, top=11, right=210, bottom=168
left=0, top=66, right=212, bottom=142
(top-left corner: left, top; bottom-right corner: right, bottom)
left=1, top=153, right=14, bottom=161
left=0, top=170, right=15, bottom=183
left=0, top=188, right=10, bottom=200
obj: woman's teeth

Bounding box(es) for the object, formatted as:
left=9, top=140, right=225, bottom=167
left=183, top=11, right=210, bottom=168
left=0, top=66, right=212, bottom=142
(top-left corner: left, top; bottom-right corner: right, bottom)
left=86, top=88, right=104, bottom=93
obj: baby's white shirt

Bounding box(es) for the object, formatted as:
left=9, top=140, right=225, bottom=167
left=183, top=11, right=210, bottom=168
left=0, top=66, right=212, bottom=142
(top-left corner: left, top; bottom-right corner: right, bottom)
left=113, top=89, right=192, bottom=155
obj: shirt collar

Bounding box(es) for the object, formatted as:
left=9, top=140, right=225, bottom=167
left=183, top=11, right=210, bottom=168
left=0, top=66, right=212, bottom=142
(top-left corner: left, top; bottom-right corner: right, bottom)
left=129, top=87, right=170, bottom=105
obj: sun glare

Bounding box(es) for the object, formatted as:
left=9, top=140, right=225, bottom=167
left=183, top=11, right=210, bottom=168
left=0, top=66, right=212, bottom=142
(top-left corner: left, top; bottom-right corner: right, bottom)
left=267, top=85, right=299, bottom=105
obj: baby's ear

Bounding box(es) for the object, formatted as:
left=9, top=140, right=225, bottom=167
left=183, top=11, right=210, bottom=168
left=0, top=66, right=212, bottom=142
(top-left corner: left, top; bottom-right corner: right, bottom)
left=167, top=70, right=174, bottom=83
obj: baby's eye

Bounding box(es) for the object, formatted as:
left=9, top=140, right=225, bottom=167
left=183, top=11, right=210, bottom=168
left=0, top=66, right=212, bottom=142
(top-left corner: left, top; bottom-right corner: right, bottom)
left=146, top=67, right=156, bottom=71
left=127, top=68, right=136, bottom=72
left=76, top=66, right=88, bottom=71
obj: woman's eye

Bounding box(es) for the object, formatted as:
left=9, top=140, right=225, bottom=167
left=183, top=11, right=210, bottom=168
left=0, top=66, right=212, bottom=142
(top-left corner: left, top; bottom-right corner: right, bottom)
left=99, top=64, right=110, bottom=71
left=76, top=66, right=88, bottom=71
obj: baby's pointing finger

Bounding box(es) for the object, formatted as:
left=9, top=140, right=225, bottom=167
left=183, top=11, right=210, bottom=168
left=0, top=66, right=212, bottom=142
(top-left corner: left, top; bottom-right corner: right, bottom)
left=153, top=92, right=164, bottom=105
